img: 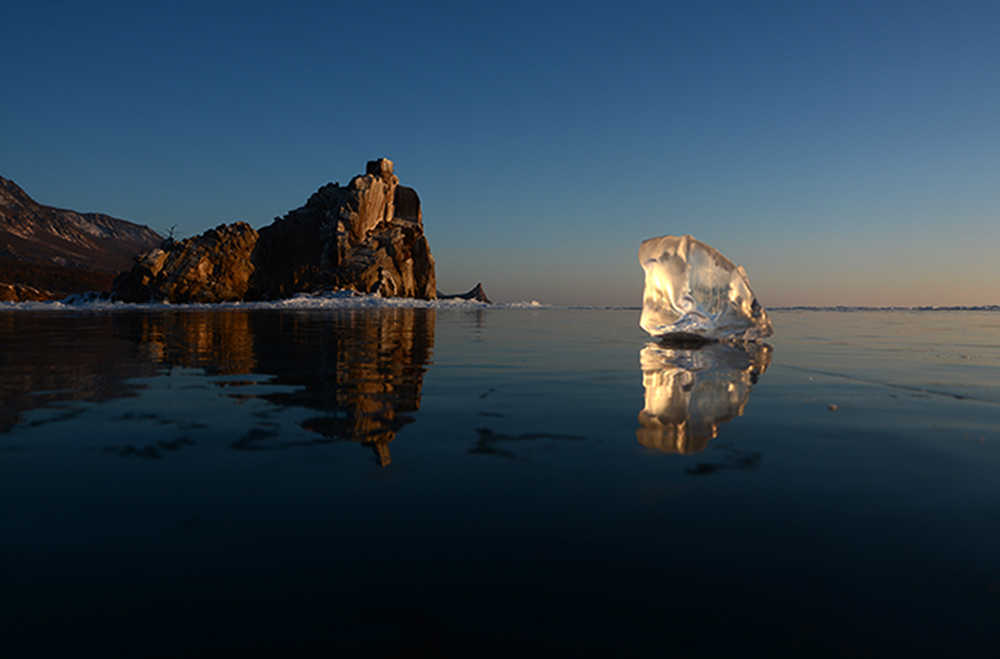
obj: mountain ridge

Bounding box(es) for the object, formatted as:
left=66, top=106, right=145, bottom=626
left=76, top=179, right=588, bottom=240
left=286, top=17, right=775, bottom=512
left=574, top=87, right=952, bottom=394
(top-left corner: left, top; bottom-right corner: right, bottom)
left=0, top=176, right=162, bottom=300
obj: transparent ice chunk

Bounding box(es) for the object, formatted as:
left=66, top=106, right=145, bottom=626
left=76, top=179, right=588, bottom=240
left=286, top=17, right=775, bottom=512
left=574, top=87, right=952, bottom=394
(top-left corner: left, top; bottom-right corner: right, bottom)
left=639, top=235, right=773, bottom=341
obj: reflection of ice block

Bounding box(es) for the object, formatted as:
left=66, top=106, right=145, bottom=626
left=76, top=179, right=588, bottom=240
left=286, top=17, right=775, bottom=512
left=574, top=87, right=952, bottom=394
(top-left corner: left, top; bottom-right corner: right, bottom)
left=637, top=341, right=772, bottom=454
left=639, top=235, right=773, bottom=341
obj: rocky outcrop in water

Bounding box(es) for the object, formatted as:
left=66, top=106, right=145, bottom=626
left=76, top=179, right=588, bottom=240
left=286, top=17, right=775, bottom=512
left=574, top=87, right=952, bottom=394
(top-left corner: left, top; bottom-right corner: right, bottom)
left=111, top=159, right=436, bottom=303
left=111, top=222, right=259, bottom=303
left=438, top=283, right=491, bottom=303
left=0, top=282, right=49, bottom=303
left=249, top=158, right=435, bottom=300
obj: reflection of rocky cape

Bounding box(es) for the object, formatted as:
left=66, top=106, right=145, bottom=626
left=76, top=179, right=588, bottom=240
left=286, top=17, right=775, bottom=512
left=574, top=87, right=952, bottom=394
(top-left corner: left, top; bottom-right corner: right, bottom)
left=637, top=341, right=772, bottom=454
left=241, top=309, right=435, bottom=465
left=0, top=313, right=161, bottom=432
left=111, top=159, right=436, bottom=303
left=0, top=176, right=162, bottom=301
left=1, top=309, right=435, bottom=465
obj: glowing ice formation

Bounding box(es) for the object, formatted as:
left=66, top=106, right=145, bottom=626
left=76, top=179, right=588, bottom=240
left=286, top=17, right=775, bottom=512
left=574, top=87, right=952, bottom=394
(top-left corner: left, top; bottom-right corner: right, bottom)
left=639, top=235, right=773, bottom=341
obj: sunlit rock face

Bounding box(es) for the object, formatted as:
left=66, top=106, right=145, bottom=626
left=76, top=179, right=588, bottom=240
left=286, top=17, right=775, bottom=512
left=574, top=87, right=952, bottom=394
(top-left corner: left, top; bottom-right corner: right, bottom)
left=637, top=341, right=771, bottom=454
left=111, top=222, right=259, bottom=303
left=639, top=235, right=772, bottom=341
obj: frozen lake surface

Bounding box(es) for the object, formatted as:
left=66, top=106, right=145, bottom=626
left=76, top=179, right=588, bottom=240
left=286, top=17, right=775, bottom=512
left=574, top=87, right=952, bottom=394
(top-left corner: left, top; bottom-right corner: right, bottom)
left=1, top=305, right=998, bottom=656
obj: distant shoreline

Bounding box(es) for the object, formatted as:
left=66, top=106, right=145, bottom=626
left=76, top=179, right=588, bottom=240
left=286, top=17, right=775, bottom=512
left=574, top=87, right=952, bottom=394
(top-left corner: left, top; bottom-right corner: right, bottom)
left=770, top=305, right=1000, bottom=312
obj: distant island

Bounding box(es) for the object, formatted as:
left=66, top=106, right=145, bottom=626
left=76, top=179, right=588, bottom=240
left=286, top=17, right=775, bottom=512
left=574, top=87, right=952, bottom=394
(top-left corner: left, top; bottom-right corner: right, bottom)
left=2, top=159, right=489, bottom=304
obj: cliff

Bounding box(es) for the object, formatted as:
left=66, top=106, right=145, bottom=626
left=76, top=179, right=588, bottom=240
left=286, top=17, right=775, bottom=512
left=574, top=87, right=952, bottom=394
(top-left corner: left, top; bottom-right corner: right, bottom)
left=249, top=158, right=435, bottom=300
left=112, top=158, right=437, bottom=303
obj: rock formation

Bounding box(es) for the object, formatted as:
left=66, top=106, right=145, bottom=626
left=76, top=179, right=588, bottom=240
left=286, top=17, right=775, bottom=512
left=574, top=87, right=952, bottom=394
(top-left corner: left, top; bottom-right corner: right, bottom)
left=438, top=282, right=491, bottom=303
left=111, top=158, right=436, bottom=303
left=249, top=158, right=435, bottom=300
left=0, top=176, right=162, bottom=300
left=111, top=223, right=259, bottom=303
left=0, top=282, right=50, bottom=303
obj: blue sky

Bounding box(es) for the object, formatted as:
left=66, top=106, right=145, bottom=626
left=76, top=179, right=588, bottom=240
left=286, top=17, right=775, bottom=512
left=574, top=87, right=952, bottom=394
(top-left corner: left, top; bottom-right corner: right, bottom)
left=3, top=0, right=999, bottom=306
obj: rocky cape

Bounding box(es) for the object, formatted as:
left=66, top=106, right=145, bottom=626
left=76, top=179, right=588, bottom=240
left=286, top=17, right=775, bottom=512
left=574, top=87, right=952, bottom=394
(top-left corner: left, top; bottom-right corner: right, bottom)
left=111, top=159, right=439, bottom=303
left=0, top=176, right=162, bottom=301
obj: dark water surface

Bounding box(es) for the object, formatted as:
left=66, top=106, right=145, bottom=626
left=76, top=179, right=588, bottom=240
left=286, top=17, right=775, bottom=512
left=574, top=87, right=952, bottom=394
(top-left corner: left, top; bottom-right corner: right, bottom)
left=1, top=307, right=998, bottom=657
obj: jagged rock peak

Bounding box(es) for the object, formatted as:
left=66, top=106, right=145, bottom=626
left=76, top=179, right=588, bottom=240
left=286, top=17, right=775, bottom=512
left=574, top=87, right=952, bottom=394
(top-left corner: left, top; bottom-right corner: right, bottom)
left=366, top=157, right=395, bottom=179
left=0, top=176, right=33, bottom=208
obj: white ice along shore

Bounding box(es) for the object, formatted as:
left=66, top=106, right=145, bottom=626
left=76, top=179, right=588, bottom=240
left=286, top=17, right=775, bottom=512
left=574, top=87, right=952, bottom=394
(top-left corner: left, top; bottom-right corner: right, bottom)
left=639, top=235, right=773, bottom=341
left=0, top=290, right=548, bottom=311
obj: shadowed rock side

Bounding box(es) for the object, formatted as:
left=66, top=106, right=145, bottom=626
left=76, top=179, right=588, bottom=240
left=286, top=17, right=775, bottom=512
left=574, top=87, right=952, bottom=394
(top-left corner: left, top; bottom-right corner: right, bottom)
left=111, top=158, right=436, bottom=303
left=637, top=341, right=772, bottom=454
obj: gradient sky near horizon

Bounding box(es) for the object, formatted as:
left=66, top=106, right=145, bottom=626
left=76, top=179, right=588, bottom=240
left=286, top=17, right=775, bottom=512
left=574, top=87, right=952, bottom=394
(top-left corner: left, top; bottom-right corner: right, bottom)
left=2, top=0, right=999, bottom=306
